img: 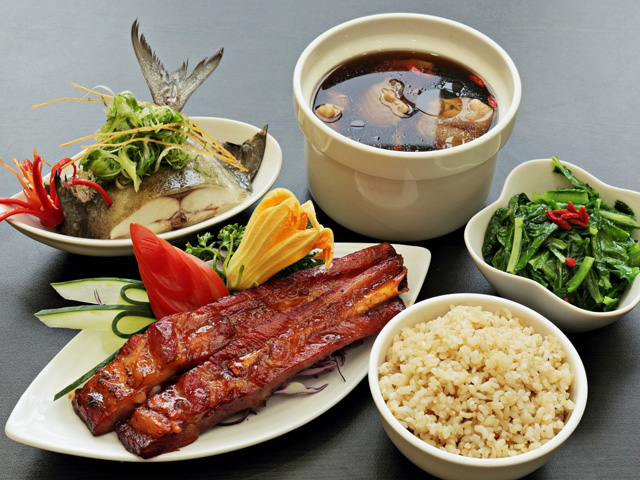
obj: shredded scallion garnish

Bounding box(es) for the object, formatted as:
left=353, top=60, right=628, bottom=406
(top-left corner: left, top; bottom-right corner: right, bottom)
left=33, top=84, right=244, bottom=191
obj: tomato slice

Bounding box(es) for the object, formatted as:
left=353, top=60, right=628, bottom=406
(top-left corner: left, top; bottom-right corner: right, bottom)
left=130, top=223, right=229, bottom=319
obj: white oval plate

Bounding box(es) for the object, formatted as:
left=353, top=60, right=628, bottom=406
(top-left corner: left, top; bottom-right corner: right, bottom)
left=0, top=117, right=282, bottom=256
left=5, top=242, right=431, bottom=462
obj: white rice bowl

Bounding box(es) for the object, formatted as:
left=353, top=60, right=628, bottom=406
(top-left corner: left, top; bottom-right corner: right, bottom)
left=379, top=304, right=573, bottom=457
left=369, top=294, right=587, bottom=480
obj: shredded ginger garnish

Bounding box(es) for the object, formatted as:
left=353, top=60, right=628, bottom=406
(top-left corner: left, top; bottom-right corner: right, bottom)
left=33, top=84, right=246, bottom=190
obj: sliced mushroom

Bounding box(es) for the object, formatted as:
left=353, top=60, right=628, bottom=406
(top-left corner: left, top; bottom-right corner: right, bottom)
left=416, top=96, right=494, bottom=150
left=358, top=79, right=414, bottom=128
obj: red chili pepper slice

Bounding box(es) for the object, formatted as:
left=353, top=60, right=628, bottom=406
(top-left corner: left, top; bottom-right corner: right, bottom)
left=565, top=257, right=577, bottom=268
left=37, top=157, right=76, bottom=210
left=469, top=74, right=485, bottom=88
left=31, top=153, right=66, bottom=227
left=0, top=151, right=68, bottom=227
left=0, top=205, right=49, bottom=223
left=71, top=178, right=113, bottom=207
left=0, top=197, right=36, bottom=210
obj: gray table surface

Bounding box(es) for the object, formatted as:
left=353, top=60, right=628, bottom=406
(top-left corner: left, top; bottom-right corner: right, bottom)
left=1, top=1, right=639, bottom=479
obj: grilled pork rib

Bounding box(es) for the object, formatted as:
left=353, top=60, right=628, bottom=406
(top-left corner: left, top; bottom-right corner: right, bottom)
left=73, top=243, right=400, bottom=435
left=117, top=253, right=408, bottom=458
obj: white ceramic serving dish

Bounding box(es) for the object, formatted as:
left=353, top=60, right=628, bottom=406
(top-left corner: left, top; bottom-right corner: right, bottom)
left=293, top=13, right=521, bottom=241
left=369, top=293, right=588, bottom=480
left=465, top=158, right=640, bottom=332
left=0, top=117, right=282, bottom=256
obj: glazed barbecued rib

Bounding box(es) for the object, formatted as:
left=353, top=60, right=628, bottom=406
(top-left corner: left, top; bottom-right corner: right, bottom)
left=117, top=254, right=408, bottom=458
left=73, top=243, right=399, bottom=435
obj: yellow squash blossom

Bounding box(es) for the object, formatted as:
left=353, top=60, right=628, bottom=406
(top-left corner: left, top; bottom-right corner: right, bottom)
left=224, top=188, right=334, bottom=291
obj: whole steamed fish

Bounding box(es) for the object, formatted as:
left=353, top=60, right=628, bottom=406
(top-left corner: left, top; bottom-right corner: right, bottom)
left=56, top=128, right=267, bottom=239
left=55, top=20, right=268, bottom=240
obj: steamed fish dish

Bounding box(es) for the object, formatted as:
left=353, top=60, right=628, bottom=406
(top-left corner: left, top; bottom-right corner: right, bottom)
left=0, top=20, right=270, bottom=240
left=54, top=21, right=267, bottom=240
left=56, top=123, right=267, bottom=239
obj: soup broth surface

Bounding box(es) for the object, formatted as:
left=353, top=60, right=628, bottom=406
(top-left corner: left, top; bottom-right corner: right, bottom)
left=312, top=50, right=497, bottom=152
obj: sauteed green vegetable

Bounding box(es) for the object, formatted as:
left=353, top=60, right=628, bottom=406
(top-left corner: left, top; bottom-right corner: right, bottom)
left=482, top=156, right=640, bottom=311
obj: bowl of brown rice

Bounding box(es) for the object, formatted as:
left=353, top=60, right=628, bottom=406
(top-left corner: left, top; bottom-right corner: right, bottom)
left=368, top=293, right=587, bottom=480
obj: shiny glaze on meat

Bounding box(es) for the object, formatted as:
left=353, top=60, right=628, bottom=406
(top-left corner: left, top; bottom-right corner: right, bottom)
left=73, top=243, right=400, bottom=435
left=117, top=252, right=408, bottom=458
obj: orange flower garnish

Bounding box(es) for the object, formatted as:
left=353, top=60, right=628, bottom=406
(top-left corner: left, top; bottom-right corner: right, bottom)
left=224, top=188, right=334, bottom=291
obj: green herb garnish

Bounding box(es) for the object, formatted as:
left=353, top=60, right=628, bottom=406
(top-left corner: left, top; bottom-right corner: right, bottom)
left=34, top=86, right=241, bottom=191
left=80, top=91, right=192, bottom=190
left=185, top=223, right=325, bottom=285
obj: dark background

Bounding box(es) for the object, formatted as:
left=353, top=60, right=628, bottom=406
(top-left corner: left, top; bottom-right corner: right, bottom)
left=1, top=1, right=638, bottom=479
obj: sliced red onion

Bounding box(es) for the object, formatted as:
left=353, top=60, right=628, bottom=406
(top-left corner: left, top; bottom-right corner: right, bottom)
left=218, top=408, right=257, bottom=426
left=293, top=357, right=338, bottom=377
left=221, top=343, right=359, bottom=425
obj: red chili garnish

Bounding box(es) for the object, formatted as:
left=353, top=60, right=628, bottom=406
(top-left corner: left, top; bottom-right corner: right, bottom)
left=425, top=69, right=435, bottom=75
left=0, top=203, right=49, bottom=223
left=0, top=150, right=66, bottom=228
left=563, top=297, right=570, bottom=303
left=487, top=96, right=498, bottom=110
left=0, top=151, right=113, bottom=228
left=469, top=74, right=485, bottom=88
left=565, top=257, right=577, bottom=268
left=49, top=157, right=76, bottom=208
left=71, top=178, right=113, bottom=207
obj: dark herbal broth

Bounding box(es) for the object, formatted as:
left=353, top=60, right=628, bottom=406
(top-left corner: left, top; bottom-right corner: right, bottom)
left=312, top=50, right=498, bottom=152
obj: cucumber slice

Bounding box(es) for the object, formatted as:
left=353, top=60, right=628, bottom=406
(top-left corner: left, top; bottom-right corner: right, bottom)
left=101, top=315, right=154, bottom=352
left=35, top=304, right=153, bottom=330
left=50, top=277, right=148, bottom=305
left=102, top=329, right=128, bottom=353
